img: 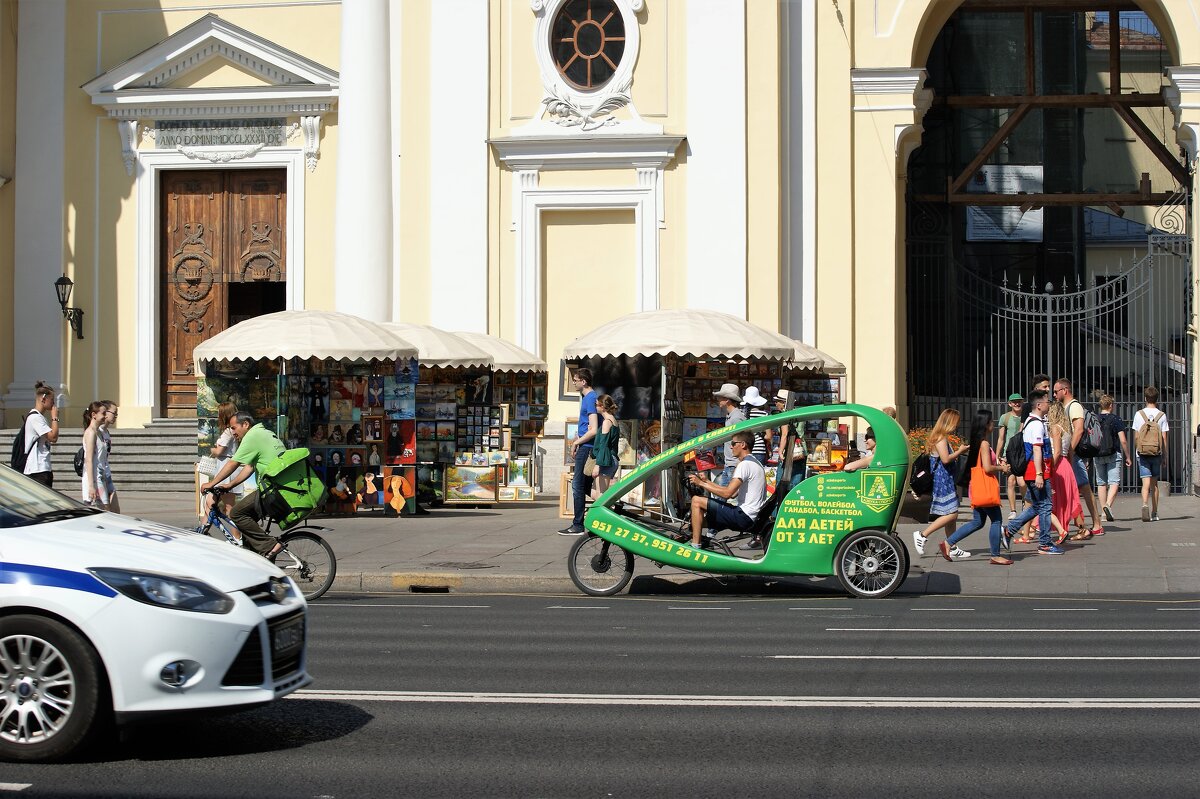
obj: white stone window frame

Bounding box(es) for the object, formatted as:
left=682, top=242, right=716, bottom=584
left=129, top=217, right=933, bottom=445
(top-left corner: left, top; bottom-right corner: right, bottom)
left=131, top=148, right=308, bottom=410
left=530, top=0, right=647, bottom=132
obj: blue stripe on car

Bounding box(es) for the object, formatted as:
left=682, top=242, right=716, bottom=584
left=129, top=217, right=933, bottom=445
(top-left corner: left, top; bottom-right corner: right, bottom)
left=0, top=563, right=118, bottom=598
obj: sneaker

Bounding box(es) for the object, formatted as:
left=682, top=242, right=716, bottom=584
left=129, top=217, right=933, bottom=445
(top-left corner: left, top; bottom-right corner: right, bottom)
left=949, top=545, right=972, bottom=559
left=1102, top=506, right=1114, bottom=523
left=1152, top=512, right=1160, bottom=522
left=557, top=526, right=586, bottom=536
left=1037, top=544, right=1065, bottom=555
left=912, top=531, right=928, bottom=556
left=1141, top=504, right=1151, bottom=522
left=737, top=539, right=762, bottom=551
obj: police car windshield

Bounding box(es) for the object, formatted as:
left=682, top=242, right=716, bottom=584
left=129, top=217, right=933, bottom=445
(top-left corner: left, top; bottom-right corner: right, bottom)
left=0, top=466, right=98, bottom=527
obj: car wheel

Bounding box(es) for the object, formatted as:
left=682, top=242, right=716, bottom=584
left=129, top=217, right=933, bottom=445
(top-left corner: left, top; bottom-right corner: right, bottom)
left=0, top=615, right=106, bottom=762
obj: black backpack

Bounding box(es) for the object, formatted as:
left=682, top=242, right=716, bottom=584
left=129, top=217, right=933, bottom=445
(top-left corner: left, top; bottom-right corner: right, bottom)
left=73, top=446, right=86, bottom=477
left=1004, top=419, right=1031, bottom=476
left=8, top=411, right=37, bottom=472
left=1070, top=400, right=1106, bottom=458
left=1094, top=414, right=1118, bottom=458
left=909, top=454, right=934, bottom=496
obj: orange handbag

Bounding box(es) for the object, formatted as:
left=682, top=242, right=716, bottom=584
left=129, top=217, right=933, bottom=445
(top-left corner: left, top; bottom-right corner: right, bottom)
left=969, top=449, right=1001, bottom=508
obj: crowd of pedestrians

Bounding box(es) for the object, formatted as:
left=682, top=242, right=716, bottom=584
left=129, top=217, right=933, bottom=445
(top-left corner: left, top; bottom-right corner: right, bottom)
left=914, top=373, right=1170, bottom=563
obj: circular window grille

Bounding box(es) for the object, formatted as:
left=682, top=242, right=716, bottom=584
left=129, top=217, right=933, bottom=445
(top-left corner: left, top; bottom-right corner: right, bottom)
left=551, top=0, right=626, bottom=90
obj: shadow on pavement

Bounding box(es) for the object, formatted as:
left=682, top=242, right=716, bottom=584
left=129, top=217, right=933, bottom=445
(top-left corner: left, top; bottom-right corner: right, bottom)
left=90, top=699, right=372, bottom=762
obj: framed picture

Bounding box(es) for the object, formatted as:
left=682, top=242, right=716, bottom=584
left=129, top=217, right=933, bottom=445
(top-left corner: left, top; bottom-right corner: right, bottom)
left=445, top=465, right=498, bottom=503
left=515, top=486, right=535, bottom=501
left=564, top=417, right=579, bottom=465
left=507, top=457, right=531, bottom=487
left=362, top=415, right=384, bottom=442
left=487, top=450, right=509, bottom=466
left=559, top=472, right=574, bottom=519
left=497, top=485, right=517, bottom=502
left=436, top=421, right=457, bottom=440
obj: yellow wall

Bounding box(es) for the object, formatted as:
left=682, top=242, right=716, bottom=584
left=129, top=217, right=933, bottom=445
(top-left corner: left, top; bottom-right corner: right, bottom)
left=540, top=209, right=636, bottom=420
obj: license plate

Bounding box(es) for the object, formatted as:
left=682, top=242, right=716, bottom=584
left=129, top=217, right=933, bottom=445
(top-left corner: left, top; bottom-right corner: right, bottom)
left=271, top=617, right=305, bottom=657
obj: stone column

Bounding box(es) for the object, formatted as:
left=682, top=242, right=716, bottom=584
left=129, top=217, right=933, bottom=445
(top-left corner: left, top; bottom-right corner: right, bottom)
left=3, top=0, right=66, bottom=422
left=847, top=68, right=931, bottom=420
left=333, top=0, right=393, bottom=321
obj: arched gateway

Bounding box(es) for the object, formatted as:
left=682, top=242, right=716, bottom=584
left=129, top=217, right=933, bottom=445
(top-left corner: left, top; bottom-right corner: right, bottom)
left=904, top=2, right=1194, bottom=492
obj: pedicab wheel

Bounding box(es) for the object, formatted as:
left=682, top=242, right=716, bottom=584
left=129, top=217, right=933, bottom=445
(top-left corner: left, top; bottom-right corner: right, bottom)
left=567, top=534, right=635, bottom=597
left=834, top=530, right=907, bottom=599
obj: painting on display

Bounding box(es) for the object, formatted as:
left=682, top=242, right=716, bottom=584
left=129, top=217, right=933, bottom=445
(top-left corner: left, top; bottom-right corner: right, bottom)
left=444, top=466, right=498, bottom=503
left=383, top=465, right=416, bottom=515
left=507, top=458, right=531, bottom=487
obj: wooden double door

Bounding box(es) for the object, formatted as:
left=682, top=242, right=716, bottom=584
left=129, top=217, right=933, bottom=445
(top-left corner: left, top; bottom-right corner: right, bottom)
left=161, top=169, right=287, bottom=417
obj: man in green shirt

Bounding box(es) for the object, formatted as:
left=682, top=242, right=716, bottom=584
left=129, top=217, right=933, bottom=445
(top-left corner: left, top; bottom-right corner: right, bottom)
left=201, top=412, right=286, bottom=558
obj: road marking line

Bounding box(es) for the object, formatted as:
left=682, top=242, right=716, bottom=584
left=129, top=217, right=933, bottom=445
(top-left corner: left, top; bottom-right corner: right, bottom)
left=911, top=608, right=975, bottom=612
left=789, top=607, right=854, bottom=611
left=313, top=603, right=490, bottom=609
left=1157, top=608, right=1200, bottom=612
left=828, top=628, right=1200, bottom=633
left=546, top=606, right=609, bottom=610
left=1033, top=608, right=1098, bottom=612
left=0, top=785, right=31, bottom=792
left=768, top=655, right=1200, bottom=661
left=668, top=606, right=730, bottom=611
left=292, top=689, right=1200, bottom=710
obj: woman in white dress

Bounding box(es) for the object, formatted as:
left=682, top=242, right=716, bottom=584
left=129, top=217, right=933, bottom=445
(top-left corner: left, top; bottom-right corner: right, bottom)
left=81, top=401, right=116, bottom=510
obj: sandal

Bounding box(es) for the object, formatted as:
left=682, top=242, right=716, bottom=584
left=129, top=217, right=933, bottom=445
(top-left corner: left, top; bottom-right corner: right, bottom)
left=1090, top=527, right=1105, bottom=536
left=989, top=556, right=1014, bottom=566
left=264, top=541, right=283, bottom=562
left=1069, top=530, right=1092, bottom=541
left=1014, top=534, right=1035, bottom=544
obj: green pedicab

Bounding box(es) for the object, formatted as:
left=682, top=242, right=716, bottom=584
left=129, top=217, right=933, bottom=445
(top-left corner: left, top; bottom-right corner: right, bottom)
left=567, top=403, right=911, bottom=598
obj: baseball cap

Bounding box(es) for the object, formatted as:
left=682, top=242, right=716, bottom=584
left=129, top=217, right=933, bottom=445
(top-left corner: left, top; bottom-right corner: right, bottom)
left=1008, top=392, right=1024, bottom=402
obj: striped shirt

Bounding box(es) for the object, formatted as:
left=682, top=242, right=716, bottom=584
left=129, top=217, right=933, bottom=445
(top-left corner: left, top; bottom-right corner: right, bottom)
left=746, top=405, right=769, bottom=461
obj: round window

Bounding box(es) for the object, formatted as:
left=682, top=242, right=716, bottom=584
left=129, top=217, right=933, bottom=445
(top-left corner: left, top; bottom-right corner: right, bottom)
left=551, top=0, right=626, bottom=90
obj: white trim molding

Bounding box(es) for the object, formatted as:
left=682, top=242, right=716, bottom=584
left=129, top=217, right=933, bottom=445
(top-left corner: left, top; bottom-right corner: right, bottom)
left=851, top=67, right=932, bottom=158
left=517, top=0, right=659, bottom=135
left=83, top=13, right=337, bottom=175
left=131, top=148, right=308, bottom=412
left=1165, top=66, right=1200, bottom=164
left=493, top=134, right=681, bottom=356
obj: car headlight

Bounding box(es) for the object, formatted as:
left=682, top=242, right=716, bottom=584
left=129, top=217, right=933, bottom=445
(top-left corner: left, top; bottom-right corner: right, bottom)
left=88, top=568, right=235, bottom=614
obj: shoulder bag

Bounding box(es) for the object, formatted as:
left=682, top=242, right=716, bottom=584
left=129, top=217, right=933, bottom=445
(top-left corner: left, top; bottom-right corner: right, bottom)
left=968, top=447, right=1001, bottom=508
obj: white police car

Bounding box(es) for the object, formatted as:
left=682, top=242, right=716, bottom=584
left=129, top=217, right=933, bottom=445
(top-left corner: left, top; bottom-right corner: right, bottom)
left=0, top=464, right=310, bottom=761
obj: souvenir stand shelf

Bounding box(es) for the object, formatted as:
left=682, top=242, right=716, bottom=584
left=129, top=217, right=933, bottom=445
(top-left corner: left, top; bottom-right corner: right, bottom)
left=453, top=330, right=550, bottom=504
left=193, top=311, right=421, bottom=518
left=561, top=309, right=808, bottom=520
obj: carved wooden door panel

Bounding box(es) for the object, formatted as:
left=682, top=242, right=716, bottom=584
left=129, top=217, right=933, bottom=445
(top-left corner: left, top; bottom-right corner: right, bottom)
left=160, top=169, right=287, bottom=417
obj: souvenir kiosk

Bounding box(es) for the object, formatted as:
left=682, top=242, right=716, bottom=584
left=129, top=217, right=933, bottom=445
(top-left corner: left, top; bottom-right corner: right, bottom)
left=193, top=310, right=420, bottom=517
left=453, top=331, right=550, bottom=502
left=380, top=323, right=508, bottom=507
left=561, top=309, right=801, bottom=518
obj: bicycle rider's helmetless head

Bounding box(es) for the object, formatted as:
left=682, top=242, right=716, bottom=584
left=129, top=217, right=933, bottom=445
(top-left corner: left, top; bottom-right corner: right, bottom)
left=230, top=412, right=255, bottom=441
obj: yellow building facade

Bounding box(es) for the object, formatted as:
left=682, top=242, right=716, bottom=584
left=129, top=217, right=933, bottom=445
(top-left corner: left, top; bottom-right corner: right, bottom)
left=1, top=0, right=1198, bottom=460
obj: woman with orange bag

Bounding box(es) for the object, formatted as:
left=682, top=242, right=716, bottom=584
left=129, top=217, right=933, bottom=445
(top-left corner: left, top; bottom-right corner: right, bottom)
left=941, top=410, right=1013, bottom=565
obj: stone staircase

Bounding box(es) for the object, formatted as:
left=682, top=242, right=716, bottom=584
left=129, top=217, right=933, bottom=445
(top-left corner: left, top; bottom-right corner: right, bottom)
left=3, top=418, right=198, bottom=493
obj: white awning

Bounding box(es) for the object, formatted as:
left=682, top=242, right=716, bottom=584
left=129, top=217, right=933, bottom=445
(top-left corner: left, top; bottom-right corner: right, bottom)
left=194, top=310, right=418, bottom=375
left=561, top=309, right=797, bottom=361
left=453, top=331, right=548, bottom=373
left=381, top=323, right=494, bottom=369
left=789, top=339, right=846, bottom=374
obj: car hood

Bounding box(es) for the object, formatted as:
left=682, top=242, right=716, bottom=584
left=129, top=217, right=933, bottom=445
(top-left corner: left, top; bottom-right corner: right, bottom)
left=4, top=512, right=281, bottom=593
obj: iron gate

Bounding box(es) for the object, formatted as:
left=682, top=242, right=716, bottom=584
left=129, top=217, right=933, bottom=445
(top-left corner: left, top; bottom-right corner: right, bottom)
left=907, top=202, right=1194, bottom=494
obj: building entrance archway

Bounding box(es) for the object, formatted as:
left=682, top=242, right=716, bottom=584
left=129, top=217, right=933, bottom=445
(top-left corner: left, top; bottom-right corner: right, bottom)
left=904, top=3, right=1193, bottom=492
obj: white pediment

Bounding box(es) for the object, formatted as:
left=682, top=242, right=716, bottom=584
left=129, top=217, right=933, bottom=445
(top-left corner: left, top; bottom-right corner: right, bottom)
left=82, top=13, right=338, bottom=119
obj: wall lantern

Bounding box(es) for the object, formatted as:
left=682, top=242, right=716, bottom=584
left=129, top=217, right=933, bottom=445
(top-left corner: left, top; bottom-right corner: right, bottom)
left=54, top=275, right=85, bottom=340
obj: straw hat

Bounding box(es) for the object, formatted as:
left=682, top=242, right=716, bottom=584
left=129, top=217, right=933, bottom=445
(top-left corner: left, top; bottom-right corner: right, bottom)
left=712, top=383, right=742, bottom=403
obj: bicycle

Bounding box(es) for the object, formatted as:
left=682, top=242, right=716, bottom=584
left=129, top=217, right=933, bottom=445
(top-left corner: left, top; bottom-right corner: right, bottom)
left=199, top=487, right=337, bottom=600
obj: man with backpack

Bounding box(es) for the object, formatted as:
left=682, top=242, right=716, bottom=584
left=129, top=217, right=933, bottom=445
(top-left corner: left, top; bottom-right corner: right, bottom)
left=10, top=381, right=60, bottom=487
left=1003, top=389, right=1061, bottom=554
left=1131, top=385, right=1169, bottom=522
left=1055, top=378, right=1103, bottom=536
left=201, top=412, right=286, bottom=559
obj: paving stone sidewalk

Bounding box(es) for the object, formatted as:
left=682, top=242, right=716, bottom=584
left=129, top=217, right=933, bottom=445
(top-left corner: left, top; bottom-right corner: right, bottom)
left=120, top=492, right=1200, bottom=596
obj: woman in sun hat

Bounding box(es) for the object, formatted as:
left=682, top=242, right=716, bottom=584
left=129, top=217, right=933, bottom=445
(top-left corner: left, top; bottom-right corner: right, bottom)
left=712, top=382, right=745, bottom=486
left=741, top=386, right=770, bottom=464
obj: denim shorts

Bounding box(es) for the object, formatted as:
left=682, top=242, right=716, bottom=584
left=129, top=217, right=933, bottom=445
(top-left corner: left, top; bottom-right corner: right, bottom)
left=1070, top=455, right=1089, bottom=487
left=705, top=497, right=754, bottom=533
left=1137, top=454, right=1162, bottom=480
left=1093, top=454, right=1122, bottom=486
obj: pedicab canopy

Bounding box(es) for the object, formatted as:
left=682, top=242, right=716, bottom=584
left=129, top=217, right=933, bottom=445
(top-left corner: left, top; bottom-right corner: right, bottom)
left=193, top=310, right=419, bottom=374
left=381, top=323, right=494, bottom=369
left=561, top=309, right=797, bottom=361
left=453, top=331, right=548, bottom=373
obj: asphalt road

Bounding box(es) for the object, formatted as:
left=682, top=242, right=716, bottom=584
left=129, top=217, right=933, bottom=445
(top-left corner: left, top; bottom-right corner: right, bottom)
left=6, top=593, right=1200, bottom=798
